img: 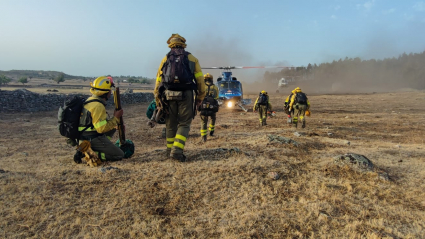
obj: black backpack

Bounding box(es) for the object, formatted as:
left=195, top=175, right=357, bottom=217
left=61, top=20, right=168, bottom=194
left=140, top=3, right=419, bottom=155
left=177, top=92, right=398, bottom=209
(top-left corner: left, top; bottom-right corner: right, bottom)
left=257, top=93, right=268, bottom=105
left=58, top=96, right=101, bottom=142
left=200, top=85, right=219, bottom=116
left=294, top=92, right=308, bottom=104
left=161, top=48, right=195, bottom=91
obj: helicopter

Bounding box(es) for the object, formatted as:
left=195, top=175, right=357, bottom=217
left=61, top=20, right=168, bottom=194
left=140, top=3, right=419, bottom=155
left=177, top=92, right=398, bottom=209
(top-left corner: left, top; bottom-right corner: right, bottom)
left=202, top=66, right=288, bottom=112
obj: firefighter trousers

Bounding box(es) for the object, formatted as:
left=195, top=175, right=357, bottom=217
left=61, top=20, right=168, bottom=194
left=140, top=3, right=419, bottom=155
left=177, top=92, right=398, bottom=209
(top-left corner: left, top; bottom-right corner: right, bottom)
left=293, top=103, right=307, bottom=127
left=165, top=90, right=194, bottom=156
left=258, top=105, right=268, bottom=124
left=200, top=113, right=216, bottom=137
left=81, top=129, right=124, bottom=161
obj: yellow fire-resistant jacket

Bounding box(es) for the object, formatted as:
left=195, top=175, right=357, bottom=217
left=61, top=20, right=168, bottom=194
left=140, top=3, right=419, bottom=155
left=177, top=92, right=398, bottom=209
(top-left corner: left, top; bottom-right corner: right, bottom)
left=79, top=95, right=119, bottom=135
left=285, top=88, right=297, bottom=105
left=289, top=89, right=310, bottom=110
left=154, top=52, right=206, bottom=102
left=253, top=94, right=272, bottom=111
left=205, top=82, right=219, bottom=100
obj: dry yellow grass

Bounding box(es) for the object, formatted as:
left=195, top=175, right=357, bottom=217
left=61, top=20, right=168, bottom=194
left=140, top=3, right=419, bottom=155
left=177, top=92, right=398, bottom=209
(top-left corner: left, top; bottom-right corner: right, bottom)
left=1, top=91, right=425, bottom=238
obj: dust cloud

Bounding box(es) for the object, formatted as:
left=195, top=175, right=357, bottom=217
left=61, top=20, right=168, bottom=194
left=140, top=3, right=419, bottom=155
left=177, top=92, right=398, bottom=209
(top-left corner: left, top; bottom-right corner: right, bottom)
left=188, top=34, right=425, bottom=96
left=189, top=35, right=287, bottom=94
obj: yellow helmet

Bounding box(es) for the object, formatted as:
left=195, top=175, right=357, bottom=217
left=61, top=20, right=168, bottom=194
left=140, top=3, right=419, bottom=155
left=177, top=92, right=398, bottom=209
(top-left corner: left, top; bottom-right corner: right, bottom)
left=90, top=76, right=113, bottom=96
left=261, top=90, right=267, bottom=94
left=306, top=110, right=311, bottom=117
left=204, top=73, right=213, bottom=79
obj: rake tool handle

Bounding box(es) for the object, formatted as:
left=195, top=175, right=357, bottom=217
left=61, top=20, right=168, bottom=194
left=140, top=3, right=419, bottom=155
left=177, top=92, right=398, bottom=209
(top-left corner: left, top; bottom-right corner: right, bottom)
left=113, top=87, right=126, bottom=145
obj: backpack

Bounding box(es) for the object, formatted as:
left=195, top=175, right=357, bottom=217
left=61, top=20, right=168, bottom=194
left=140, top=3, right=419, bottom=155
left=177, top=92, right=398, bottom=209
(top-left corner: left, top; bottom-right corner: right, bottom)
left=58, top=96, right=101, bottom=142
left=200, top=85, right=219, bottom=116
left=161, top=48, right=195, bottom=91
left=294, top=92, right=308, bottom=104
left=257, top=93, right=268, bottom=105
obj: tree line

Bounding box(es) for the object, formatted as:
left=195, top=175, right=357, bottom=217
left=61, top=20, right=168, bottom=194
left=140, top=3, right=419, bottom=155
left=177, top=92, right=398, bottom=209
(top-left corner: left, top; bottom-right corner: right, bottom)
left=263, top=51, right=425, bottom=90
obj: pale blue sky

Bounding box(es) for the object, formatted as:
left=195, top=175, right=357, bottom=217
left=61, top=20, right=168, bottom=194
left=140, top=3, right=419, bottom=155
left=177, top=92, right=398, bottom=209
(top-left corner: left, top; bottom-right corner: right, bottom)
left=1, top=0, right=424, bottom=79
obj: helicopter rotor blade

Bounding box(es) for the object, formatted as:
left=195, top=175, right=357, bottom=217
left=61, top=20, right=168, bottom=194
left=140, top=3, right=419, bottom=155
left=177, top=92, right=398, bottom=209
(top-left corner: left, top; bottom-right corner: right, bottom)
left=202, top=66, right=292, bottom=69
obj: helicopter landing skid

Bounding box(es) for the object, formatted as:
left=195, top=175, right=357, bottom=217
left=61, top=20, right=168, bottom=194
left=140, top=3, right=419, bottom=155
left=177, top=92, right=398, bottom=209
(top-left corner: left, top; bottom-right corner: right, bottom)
left=237, top=103, right=248, bottom=112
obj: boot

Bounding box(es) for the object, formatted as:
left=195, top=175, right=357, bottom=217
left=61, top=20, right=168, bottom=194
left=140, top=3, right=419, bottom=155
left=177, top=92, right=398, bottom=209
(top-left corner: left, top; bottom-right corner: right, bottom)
left=209, top=130, right=214, bottom=136
left=302, top=121, right=306, bottom=128
left=73, top=150, right=83, bottom=164
left=171, top=153, right=187, bottom=162
left=261, top=121, right=264, bottom=126
left=263, top=121, right=267, bottom=126
left=202, top=135, right=207, bottom=142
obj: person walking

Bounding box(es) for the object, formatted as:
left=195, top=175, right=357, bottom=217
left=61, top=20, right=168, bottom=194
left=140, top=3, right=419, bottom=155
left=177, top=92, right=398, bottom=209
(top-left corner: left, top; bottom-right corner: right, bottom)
left=288, top=87, right=310, bottom=128
left=253, top=90, right=272, bottom=126
left=154, top=33, right=206, bottom=161
left=199, top=73, right=219, bottom=142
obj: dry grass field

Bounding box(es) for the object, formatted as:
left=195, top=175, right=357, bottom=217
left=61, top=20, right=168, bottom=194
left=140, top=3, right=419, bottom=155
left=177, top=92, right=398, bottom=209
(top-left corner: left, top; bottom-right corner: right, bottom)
left=1, top=90, right=425, bottom=238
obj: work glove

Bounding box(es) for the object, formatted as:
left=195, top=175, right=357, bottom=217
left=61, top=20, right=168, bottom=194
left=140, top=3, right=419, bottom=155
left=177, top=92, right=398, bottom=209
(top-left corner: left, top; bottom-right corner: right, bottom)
left=114, top=109, right=124, bottom=118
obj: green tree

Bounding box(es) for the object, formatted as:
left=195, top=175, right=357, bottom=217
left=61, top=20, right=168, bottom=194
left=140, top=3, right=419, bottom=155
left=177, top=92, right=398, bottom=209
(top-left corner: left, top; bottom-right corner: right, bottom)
left=18, top=76, right=28, bottom=85
left=54, top=73, right=65, bottom=84
left=0, top=75, right=11, bottom=86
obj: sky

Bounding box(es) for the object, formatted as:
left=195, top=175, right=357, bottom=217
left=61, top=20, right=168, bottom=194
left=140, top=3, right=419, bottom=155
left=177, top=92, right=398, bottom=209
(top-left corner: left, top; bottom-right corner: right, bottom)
left=1, top=0, right=425, bottom=80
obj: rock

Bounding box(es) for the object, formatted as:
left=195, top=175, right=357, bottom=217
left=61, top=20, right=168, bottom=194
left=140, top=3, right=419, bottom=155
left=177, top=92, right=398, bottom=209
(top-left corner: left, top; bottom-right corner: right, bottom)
left=0, top=169, right=6, bottom=173
left=345, top=116, right=349, bottom=118
left=378, top=172, right=389, bottom=181
left=327, top=132, right=333, bottom=136
left=267, top=135, right=298, bottom=146
left=293, top=132, right=302, bottom=137
left=268, top=172, right=280, bottom=180
left=333, top=153, right=373, bottom=170
left=21, top=152, right=28, bottom=156
left=395, top=145, right=401, bottom=148
left=309, top=132, right=319, bottom=137
left=318, top=211, right=331, bottom=221
left=99, top=166, right=119, bottom=173
left=346, top=141, right=351, bottom=146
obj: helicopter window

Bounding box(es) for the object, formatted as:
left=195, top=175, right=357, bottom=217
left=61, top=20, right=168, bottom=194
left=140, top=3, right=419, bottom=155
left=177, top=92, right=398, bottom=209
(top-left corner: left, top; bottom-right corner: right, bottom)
left=219, top=81, right=241, bottom=91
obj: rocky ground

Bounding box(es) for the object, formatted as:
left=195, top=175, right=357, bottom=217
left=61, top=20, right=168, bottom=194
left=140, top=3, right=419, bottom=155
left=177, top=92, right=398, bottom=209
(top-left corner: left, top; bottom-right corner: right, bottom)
left=1, top=91, right=425, bottom=238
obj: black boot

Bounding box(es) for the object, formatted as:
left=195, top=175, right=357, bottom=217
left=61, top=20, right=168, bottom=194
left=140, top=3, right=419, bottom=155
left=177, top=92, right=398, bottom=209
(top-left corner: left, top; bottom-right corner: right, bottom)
left=202, top=135, right=207, bottom=142
left=209, top=130, right=214, bottom=136
left=171, top=153, right=187, bottom=162
left=302, top=121, right=306, bottom=128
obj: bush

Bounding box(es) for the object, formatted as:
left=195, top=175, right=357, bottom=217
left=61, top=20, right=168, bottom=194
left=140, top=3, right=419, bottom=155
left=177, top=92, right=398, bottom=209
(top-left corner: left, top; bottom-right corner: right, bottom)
left=18, top=76, right=28, bottom=85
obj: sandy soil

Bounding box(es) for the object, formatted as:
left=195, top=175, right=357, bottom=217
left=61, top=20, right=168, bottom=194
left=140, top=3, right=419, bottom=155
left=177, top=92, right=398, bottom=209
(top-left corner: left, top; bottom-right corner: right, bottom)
left=1, top=91, right=425, bottom=238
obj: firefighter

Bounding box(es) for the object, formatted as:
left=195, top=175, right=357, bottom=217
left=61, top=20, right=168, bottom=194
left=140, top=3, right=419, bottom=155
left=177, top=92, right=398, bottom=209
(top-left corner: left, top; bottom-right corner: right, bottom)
left=289, top=87, right=310, bottom=128
left=200, top=73, right=219, bottom=142
left=76, top=76, right=124, bottom=163
left=284, top=88, right=297, bottom=124
left=253, top=90, right=272, bottom=126
left=154, top=33, right=206, bottom=162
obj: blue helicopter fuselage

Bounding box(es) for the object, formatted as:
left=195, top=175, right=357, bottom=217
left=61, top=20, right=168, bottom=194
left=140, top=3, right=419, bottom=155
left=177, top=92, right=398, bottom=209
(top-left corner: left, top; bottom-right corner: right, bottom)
left=217, top=72, right=243, bottom=103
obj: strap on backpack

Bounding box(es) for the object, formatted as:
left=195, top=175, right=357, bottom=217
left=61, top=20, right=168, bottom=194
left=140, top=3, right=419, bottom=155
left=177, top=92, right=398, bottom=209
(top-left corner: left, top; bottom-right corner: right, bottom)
left=78, top=99, right=104, bottom=138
